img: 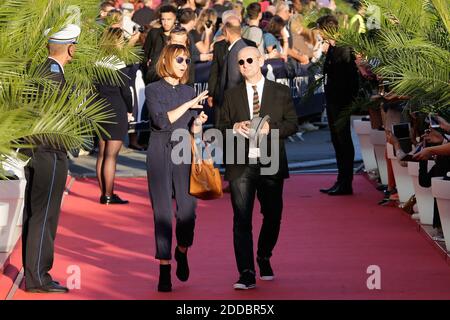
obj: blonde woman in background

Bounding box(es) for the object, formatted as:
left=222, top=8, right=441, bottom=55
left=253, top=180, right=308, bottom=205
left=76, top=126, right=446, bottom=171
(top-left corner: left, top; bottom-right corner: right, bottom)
left=192, top=8, right=218, bottom=53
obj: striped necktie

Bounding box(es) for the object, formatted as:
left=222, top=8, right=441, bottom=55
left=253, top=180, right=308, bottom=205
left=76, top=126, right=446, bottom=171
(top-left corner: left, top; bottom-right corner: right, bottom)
left=252, top=85, right=260, bottom=118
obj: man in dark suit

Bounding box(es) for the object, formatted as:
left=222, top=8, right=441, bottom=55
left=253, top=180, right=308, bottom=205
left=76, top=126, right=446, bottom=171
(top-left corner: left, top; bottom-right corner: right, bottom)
left=317, top=15, right=359, bottom=195
left=207, top=38, right=227, bottom=109
left=209, top=16, right=257, bottom=125
left=217, top=46, right=298, bottom=289
left=207, top=36, right=256, bottom=112
left=21, top=24, right=81, bottom=294
left=143, top=5, right=177, bottom=83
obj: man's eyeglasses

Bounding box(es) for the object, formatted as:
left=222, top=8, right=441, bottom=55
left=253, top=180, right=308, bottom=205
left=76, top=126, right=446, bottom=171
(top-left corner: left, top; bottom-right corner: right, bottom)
left=238, top=57, right=254, bottom=66
left=175, top=56, right=191, bottom=64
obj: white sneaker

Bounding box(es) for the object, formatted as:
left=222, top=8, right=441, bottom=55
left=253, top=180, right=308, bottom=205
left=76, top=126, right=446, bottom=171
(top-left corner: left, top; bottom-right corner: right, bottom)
left=78, top=149, right=90, bottom=156
left=432, top=229, right=445, bottom=241
left=296, top=131, right=305, bottom=141
left=432, top=234, right=445, bottom=242
left=298, top=122, right=319, bottom=131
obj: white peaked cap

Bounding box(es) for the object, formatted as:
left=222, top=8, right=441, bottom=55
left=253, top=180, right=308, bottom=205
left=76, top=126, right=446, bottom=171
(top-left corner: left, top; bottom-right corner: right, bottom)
left=121, top=3, right=134, bottom=11
left=44, top=24, right=81, bottom=44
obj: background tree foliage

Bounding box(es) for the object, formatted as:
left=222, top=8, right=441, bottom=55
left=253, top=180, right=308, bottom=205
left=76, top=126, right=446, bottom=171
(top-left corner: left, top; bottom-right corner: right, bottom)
left=335, top=0, right=450, bottom=112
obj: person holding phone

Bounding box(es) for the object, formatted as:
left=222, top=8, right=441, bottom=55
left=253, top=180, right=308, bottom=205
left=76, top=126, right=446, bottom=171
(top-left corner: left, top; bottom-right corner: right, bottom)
left=413, top=127, right=450, bottom=160
left=429, top=114, right=450, bottom=132
left=145, top=44, right=209, bottom=292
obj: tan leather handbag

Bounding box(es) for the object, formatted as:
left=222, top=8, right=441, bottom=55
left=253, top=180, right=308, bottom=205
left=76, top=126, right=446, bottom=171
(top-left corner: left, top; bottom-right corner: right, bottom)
left=189, top=136, right=223, bottom=200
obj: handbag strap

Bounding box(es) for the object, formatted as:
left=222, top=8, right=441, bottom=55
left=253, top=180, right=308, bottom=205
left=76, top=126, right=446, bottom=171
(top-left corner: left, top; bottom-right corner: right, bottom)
left=191, top=135, right=202, bottom=164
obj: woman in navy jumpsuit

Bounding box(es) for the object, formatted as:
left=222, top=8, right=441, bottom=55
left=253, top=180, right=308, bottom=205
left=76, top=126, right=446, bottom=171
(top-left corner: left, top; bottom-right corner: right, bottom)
left=145, top=44, right=209, bottom=292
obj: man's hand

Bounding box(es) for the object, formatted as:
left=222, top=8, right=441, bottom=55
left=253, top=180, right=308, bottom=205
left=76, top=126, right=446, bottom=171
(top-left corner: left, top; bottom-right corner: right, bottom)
left=386, top=131, right=400, bottom=149
left=200, top=53, right=213, bottom=61
left=195, top=111, right=208, bottom=125
left=207, top=96, right=214, bottom=107
left=127, top=113, right=134, bottom=122
left=259, top=121, right=270, bottom=135
left=233, top=121, right=251, bottom=138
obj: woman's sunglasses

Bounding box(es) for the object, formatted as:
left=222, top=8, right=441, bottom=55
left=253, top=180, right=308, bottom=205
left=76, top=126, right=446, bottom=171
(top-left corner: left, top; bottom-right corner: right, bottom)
left=175, top=56, right=191, bottom=64
left=238, top=57, right=254, bottom=66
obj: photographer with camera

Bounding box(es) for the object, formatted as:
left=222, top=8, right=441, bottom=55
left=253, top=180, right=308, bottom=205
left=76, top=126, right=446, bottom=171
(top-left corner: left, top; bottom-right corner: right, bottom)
left=121, top=2, right=144, bottom=41
left=410, top=116, right=450, bottom=241
left=192, top=8, right=217, bottom=54
left=413, top=116, right=450, bottom=160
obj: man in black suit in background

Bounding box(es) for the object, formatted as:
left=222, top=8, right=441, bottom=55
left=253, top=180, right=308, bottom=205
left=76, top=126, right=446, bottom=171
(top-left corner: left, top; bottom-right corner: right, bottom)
left=217, top=46, right=298, bottom=290
left=208, top=15, right=256, bottom=125
left=317, top=15, right=359, bottom=196
left=143, top=5, right=177, bottom=83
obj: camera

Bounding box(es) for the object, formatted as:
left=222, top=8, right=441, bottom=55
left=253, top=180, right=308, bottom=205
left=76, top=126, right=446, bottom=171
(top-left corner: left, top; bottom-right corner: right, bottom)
left=428, top=113, right=440, bottom=129
left=133, top=24, right=144, bottom=33
left=392, top=123, right=413, bottom=153
left=205, top=20, right=213, bottom=28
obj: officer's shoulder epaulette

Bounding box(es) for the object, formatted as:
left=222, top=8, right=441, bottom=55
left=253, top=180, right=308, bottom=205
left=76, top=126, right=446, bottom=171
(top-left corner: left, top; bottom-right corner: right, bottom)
left=50, top=64, right=61, bottom=73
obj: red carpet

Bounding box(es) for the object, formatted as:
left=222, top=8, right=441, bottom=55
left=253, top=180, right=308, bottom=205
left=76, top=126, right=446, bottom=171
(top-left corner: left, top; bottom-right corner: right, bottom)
left=3, top=174, right=450, bottom=300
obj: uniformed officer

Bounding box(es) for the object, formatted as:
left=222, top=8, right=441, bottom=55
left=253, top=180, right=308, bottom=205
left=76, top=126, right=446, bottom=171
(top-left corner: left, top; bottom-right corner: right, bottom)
left=22, top=24, right=80, bottom=293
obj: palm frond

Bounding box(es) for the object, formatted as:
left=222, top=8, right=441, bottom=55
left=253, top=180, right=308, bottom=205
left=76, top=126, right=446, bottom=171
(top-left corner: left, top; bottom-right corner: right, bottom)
left=333, top=0, right=450, bottom=112
left=0, top=0, right=144, bottom=174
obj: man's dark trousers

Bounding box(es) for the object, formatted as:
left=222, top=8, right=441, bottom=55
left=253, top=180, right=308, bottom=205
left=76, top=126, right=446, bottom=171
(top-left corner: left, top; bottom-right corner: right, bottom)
left=326, top=104, right=355, bottom=187
left=230, top=164, right=284, bottom=274
left=22, top=148, right=68, bottom=288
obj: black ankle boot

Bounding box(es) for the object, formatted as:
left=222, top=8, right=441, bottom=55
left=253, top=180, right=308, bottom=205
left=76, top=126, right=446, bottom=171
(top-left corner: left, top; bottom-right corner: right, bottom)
left=100, top=194, right=129, bottom=205
left=175, top=246, right=189, bottom=282
left=158, top=264, right=172, bottom=292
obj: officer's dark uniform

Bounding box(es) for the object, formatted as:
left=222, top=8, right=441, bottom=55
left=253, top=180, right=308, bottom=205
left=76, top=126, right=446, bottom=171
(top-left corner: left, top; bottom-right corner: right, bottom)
left=22, top=58, right=69, bottom=290
left=21, top=24, right=80, bottom=291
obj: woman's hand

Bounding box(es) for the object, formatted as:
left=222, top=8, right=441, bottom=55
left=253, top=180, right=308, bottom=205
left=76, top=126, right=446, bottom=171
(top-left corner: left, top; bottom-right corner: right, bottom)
left=187, top=90, right=209, bottom=109
left=386, top=131, right=401, bottom=150
left=168, top=90, right=208, bottom=124
left=192, top=111, right=208, bottom=134
left=194, top=111, right=208, bottom=125
left=412, top=148, right=433, bottom=161
left=422, top=129, right=444, bottom=145
left=204, top=23, right=214, bottom=35
left=436, top=115, right=450, bottom=132
left=200, top=53, right=213, bottom=61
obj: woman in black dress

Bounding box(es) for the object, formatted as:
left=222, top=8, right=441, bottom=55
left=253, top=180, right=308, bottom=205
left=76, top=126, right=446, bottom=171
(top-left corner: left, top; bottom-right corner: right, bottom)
left=145, top=44, right=208, bottom=292
left=95, top=28, right=132, bottom=205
